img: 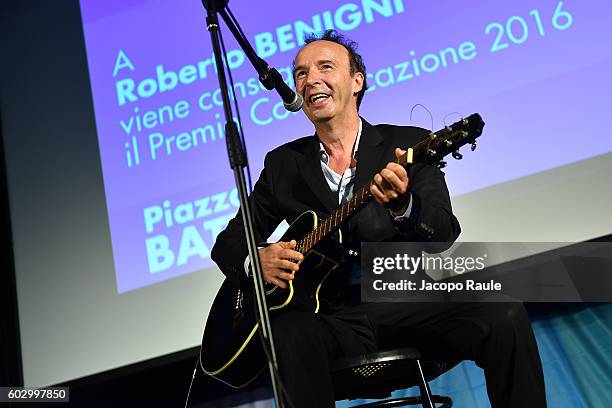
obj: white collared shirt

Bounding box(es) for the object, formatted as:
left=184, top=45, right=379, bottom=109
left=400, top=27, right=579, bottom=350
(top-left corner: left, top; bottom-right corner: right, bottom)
left=318, top=120, right=362, bottom=205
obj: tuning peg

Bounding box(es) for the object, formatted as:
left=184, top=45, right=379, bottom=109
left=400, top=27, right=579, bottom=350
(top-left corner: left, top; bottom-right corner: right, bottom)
left=437, top=161, right=447, bottom=169
left=427, top=148, right=437, bottom=157
left=471, top=141, right=477, bottom=151
left=452, top=150, right=463, bottom=160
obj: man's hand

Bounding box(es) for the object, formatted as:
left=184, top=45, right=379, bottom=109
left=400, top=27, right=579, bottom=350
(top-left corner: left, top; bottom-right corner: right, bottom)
left=258, top=240, right=303, bottom=289
left=370, top=148, right=410, bottom=216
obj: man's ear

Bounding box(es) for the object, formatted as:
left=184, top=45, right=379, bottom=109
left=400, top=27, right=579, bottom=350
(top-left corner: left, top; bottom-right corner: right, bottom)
left=352, top=72, right=365, bottom=95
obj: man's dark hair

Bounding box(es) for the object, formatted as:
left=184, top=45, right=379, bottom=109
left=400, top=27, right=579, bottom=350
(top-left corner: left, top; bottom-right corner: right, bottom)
left=295, top=29, right=368, bottom=110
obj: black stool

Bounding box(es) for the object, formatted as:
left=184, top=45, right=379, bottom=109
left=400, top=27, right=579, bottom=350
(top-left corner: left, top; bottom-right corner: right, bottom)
left=331, top=348, right=456, bottom=407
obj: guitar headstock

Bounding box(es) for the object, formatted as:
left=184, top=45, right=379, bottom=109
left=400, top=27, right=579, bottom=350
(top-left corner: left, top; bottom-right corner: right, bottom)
left=399, top=113, right=485, bottom=167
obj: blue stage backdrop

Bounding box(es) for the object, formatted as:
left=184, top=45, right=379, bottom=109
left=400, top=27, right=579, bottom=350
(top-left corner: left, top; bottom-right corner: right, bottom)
left=79, top=0, right=612, bottom=294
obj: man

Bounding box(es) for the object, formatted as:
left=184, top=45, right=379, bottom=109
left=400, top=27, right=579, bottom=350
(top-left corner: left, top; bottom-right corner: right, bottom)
left=211, top=30, right=546, bottom=407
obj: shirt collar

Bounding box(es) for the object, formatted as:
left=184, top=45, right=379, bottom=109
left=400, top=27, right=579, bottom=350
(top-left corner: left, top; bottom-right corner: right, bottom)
left=319, top=119, right=363, bottom=165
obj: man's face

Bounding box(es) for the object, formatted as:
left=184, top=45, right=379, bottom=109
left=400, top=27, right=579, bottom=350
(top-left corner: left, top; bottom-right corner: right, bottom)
left=293, top=40, right=364, bottom=125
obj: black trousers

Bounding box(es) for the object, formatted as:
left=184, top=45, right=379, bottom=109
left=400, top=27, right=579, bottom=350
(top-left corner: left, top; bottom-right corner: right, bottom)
left=271, top=300, right=546, bottom=407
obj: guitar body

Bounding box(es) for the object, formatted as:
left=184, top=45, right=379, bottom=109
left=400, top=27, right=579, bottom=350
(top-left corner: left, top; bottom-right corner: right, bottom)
left=200, top=211, right=344, bottom=387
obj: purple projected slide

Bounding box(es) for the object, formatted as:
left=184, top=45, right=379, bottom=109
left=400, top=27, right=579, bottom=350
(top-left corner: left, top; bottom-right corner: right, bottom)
left=80, top=0, right=612, bottom=293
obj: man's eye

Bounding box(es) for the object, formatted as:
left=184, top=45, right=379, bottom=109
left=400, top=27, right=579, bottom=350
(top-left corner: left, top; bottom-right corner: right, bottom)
left=296, top=71, right=305, bottom=78
left=322, top=64, right=332, bottom=70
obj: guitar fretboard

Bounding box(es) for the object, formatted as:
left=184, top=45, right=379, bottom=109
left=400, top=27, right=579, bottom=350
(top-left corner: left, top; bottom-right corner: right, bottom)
left=295, top=183, right=373, bottom=254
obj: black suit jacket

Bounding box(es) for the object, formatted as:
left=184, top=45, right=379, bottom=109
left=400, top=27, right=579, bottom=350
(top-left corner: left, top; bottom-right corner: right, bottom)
left=211, top=118, right=461, bottom=288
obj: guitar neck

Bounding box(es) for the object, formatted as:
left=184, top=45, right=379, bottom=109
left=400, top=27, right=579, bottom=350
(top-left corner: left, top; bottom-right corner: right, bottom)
left=295, top=113, right=484, bottom=254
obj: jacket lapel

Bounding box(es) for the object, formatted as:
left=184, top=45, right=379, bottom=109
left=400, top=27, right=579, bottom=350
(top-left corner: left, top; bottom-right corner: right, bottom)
left=297, top=135, right=337, bottom=213
left=354, top=119, right=387, bottom=190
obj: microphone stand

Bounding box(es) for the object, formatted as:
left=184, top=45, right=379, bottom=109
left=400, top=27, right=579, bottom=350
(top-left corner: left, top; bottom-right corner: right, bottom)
left=200, top=1, right=287, bottom=406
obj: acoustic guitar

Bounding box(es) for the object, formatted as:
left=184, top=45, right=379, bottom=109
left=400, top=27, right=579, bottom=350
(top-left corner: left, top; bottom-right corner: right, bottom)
left=200, top=114, right=485, bottom=387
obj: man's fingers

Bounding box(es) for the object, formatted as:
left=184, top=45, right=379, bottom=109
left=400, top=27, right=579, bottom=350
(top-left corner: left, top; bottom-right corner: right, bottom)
left=385, top=163, right=408, bottom=188
left=265, top=269, right=295, bottom=289
left=386, top=162, right=408, bottom=181
left=374, top=173, right=392, bottom=191
left=261, top=240, right=300, bottom=289
left=381, top=168, right=403, bottom=189
left=370, top=183, right=388, bottom=203
left=282, top=248, right=304, bottom=262
left=375, top=171, right=399, bottom=199
left=277, top=239, right=297, bottom=250
left=371, top=161, right=411, bottom=208
left=278, top=271, right=295, bottom=281
left=395, top=147, right=406, bottom=159
left=279, top=259, right=299, bottom=272
left=269, top=278, right=287, bottom=289
left=381, top=168, right=407, bottom=194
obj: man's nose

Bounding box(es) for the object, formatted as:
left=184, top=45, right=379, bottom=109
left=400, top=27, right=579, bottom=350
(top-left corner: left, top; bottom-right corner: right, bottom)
left=305, top=70, right=322, bottom=86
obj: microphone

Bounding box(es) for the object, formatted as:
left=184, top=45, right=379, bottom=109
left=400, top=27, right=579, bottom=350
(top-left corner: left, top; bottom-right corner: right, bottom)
left=259, top=65, right=304, bottom=112
left=280, top=85, right=304, bottom=112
